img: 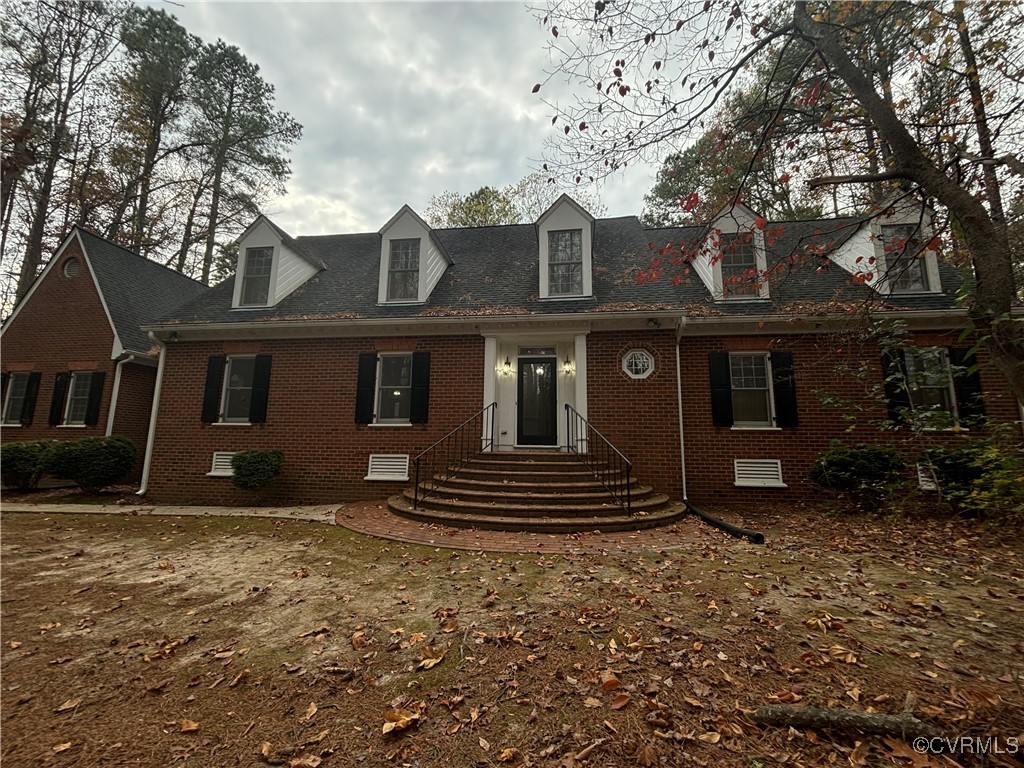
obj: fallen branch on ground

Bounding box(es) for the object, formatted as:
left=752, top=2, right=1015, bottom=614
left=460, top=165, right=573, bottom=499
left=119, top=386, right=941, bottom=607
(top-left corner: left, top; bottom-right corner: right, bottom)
left=752, top=705, right=941, bottom=738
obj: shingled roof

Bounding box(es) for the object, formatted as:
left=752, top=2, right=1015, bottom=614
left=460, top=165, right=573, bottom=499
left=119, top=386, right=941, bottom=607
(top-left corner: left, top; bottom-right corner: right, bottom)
left=75, top=229, right=207, bottom=354
left=157, top=215, right=961, bottom=327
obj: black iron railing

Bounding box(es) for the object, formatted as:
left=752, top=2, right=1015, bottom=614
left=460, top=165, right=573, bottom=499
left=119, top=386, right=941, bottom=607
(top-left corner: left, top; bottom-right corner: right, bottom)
left=564, top=403, right=632, bottom=514
left=413, top=402, right=497, bottom=508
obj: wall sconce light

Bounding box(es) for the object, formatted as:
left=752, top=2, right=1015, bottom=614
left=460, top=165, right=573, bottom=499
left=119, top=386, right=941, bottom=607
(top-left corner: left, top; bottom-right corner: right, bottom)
left=499, top=356, right=514, bottom=377
left=562, top=355, right=575, bottom=376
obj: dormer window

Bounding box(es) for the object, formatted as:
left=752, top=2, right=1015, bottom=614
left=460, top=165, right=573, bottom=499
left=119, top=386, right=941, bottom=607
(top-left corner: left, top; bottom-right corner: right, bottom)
left=548, top=230, right=583, bottom=296
left=240, top=247, right=274, bottom=306
left=387, top=239, right=420, bottom=301
left=720, top=233, right=759, bottom=298
left=880, top=224, right=929, bottom=293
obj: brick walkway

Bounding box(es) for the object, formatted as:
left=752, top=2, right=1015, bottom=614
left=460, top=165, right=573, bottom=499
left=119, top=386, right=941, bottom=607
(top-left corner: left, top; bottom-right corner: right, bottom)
left=335, top=499, right=707, bottom=554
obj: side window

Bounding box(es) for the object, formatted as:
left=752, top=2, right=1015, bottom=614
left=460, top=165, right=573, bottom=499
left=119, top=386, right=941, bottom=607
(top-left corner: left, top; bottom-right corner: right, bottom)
left=709, top=351, right=797, bottom=428
left=355, top=351, right=431, bottom=425
left=47, top=371, right=105, bottom=427
left=2, top=372, right=40, bottom=426
left=883, top=347, right=982, bottom=428
left=201, top=355, right=273, bottom=424
left=880, top=224, right=929, bottom=293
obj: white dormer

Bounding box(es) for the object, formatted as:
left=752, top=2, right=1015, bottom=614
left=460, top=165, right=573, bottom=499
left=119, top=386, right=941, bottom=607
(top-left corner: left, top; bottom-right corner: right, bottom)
left=231, top=216, right=321, bottom=309
left=828, top=197, right=941, bottom=295
left=378, top=205, right=451, bottom=305
left=537, top=194, right=595, bottom=299
left=696, top=203, right=769, bottom=301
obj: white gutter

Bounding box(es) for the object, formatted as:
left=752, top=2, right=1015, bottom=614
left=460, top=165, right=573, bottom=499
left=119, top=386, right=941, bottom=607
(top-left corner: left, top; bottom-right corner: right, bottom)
left=675, top=316, right=688, bottom=501
left=137, top=333, right=167, bottom=496
left=105, top=354, right=137, bottom=436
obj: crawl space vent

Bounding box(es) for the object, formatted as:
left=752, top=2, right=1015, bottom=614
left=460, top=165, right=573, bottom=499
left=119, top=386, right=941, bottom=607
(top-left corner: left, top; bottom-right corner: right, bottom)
left=365, top=454, right=410, bottom=481
left=733, top=459, right=786, bottom=488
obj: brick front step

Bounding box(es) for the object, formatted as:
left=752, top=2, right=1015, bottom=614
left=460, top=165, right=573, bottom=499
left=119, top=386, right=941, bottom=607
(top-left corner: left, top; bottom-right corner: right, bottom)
left=387, top=495, right=686, bottom=533
left=388, top=451, right=680, bottom=533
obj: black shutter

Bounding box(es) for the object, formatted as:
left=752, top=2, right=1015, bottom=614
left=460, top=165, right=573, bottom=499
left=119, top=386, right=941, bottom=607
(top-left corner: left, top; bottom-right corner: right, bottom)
left=201, top=356, right=226, bottom=423
left=410, top=351, right=431, bottom=424
left=49, top=373, right=70, bottom=426
left=949, top=347, right=984, bottom=422
left=770, top=351, right=798, bottom=428
left=880, top=349, right=910, bottom=424
left=709, top=352, right=733, bottom=427
left=83, top=371, right=106, bottom=426
left=355, top=353, right=377, bottom=424
left=249, top=355, right=273, bottom=423
left=21, top=372, right=41, bottom=425
left=1, top=372, right=8, bottom=393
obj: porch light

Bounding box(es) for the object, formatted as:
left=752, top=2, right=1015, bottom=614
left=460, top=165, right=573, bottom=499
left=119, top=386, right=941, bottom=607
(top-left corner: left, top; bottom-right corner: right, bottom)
left=562, top=355, right=575, bottom=376
left=499, top=356, right=513, bottom=376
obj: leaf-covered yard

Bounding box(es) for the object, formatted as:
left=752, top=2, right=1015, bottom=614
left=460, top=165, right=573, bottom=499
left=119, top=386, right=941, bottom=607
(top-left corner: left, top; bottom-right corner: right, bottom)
left=1, top=509, right=1021, bottom=767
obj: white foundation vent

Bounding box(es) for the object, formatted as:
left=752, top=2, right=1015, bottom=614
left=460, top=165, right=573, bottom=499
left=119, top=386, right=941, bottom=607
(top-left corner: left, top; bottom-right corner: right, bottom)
left=365, top=454, right=410, bottom=481
left=733, top=459, right=786, bottom=488
left=207, top=451, right=236, bottom=477
left=917, top=462, right=938, bottom=491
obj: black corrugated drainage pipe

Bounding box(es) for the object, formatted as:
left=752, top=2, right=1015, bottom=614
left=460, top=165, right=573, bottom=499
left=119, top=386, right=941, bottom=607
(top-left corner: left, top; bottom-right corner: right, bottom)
left=685, top=501, right=765, bottom=544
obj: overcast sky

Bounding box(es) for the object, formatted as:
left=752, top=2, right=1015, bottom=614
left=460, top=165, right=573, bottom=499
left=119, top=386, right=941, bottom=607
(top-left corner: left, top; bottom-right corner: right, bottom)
left=145, top=1, right=658, bottom=236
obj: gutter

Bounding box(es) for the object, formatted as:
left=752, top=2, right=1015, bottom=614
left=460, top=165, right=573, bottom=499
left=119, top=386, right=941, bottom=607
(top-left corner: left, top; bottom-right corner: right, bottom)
left=137, top=332, right=167, bottom=496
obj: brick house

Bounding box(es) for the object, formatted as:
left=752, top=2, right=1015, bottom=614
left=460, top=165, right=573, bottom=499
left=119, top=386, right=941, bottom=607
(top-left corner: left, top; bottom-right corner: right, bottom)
left=133, top=196, right=1019, bottom=514
left=1, top=228, right=206, bottom=477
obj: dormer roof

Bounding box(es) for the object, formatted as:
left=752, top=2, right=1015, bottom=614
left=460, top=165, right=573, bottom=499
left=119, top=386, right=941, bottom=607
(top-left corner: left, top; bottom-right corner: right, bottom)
left=536, top=193, right=595, bottom=228
left=379, top=204, right=452, bottom=265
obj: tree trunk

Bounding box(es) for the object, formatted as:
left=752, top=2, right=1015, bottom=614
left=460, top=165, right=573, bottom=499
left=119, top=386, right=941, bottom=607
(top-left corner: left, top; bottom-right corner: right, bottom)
left=752, top=705, right=940, bottom=739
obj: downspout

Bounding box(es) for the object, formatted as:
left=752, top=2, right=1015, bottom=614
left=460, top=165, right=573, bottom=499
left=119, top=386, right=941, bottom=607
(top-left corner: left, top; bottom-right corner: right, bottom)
left=675, top=316, right=688, bottom=501
left=137, top=332, right=167, bottom=496
left=105, top=354, right=137, bottom=436
left=675, top=315, right=763, bottom=543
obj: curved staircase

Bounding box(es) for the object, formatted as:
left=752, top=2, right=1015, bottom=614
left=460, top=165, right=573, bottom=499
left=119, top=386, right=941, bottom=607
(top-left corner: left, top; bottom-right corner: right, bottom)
left=388, top=451, right=685, bottom=533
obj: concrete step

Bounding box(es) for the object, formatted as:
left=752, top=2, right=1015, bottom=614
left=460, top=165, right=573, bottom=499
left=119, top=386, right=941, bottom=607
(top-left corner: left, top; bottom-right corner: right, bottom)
left=412, top=482, right=653, bottom=506
left=429, top=475, right=639, bottom=493
left=401, top=489, right=671, bottom=518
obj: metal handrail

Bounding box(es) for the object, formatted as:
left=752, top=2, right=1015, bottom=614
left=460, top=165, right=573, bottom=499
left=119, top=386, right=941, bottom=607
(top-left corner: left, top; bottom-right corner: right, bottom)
left=413, top=402, right=497, bottom=508
left=564, top=403, right=632, bottom=514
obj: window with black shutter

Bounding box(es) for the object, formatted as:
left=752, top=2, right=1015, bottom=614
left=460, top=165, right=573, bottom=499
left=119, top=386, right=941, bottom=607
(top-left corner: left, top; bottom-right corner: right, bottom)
left=708, top=350, right=798, bottom=428
left=2, top=372, right=40, bottom=426
left=883, top=347, right=984, bottom=428
left=355, top=351, right=431, bottom=425
left=201, top=355, right=272, bottom=424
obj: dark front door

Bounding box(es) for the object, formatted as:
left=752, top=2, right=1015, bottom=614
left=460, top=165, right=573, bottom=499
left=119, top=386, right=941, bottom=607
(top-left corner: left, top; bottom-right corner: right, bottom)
left=517, top=357, right=558, bottom=446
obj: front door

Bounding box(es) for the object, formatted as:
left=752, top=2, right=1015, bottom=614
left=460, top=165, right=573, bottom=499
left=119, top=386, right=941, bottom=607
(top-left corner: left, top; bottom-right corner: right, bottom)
left=517, top=357, right=558, bottom=446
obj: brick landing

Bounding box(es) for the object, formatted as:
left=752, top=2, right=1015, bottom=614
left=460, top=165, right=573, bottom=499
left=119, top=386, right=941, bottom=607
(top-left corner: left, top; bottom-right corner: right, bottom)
left=335, top=500, right=706, bottom=554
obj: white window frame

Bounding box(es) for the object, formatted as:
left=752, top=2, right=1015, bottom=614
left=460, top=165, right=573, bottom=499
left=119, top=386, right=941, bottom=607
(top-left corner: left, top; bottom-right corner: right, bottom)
left=880, top=223, right=930, bottom=293
left=63, top=372, right=94, bottom=426
left=903, top=347, right=959, bottom=428
left=622, top=349, right=655, bottom=380
left=547, top=229, right=584, bottom=297
left=719, top=233, right=761, bottom=298
left=729, top=352, right=777, bottom=428
left=387, top=239, right=420, bottom=302
left=2, top=372, right=30, bottom=426
left=374, top=352, right=413, bottom=425
left=220, top=356, right=256, bottom=424
left=239, top=246, right=275, bottom=307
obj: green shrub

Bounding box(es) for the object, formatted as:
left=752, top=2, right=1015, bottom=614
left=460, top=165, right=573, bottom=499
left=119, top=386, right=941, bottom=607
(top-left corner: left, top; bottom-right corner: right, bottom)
left=231, top=450, right=283, bottom=492
left=809, top=442, right=906, bottom=510
left=1, top=439, right=57, bottom=490
left=45, top=436, right=137, bottom=492
left=922, top=438, right=1024, bottom=518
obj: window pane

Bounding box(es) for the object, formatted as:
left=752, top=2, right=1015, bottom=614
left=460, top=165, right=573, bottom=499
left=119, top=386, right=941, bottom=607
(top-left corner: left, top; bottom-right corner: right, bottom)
left=241, top=248, right=273, bottom=305
left=3, top=373, right=29, bottom=423
left=388, top=240, right=419, bottom=300
left=881, top=224, right=928, bottom=292
left=549, top=230, right=582, bottom=263
left=721, top=234, right=758, bottom=296
left=904, top=348, right=955, bottom=422
left=378, top=355, right=411, bottom=421
left=549, top=263, right=582, bottom=295
left=548, top=230, right=583, bottom=296
left=65, top=373, right=93, bottom=425
left=730, top=354, right=771, bottom=425
left=223, top=357, right=255, bottom=421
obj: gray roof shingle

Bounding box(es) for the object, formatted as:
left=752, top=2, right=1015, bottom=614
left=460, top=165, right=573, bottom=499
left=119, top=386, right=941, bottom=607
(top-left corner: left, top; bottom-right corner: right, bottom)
left=77, top=229, right=207, bottom=353
left=157, top=215, right=961, bottom=327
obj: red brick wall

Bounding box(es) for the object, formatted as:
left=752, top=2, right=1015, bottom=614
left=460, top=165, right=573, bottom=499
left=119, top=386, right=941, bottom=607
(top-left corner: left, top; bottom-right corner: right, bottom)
left=679, top=329, right=1021, bottom=503
left=1, top=239, right=118, bottom=444
left=110, top=363, right=157, bottom=479
left=586, top=330, right=684, bottom=498
left=146, top=336, right=485, bottom=504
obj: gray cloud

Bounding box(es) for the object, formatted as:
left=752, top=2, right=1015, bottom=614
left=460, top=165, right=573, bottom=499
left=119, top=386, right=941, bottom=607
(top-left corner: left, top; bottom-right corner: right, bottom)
left=149, top=1, right=656, bottom=235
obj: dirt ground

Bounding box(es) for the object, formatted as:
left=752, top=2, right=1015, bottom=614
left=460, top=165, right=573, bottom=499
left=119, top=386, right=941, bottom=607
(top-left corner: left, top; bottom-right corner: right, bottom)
left=1, top=508, right=1022, bottom=768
